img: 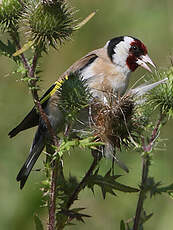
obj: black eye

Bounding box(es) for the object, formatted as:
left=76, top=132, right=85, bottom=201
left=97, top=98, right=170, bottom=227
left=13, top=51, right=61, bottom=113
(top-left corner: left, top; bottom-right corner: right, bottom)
left=131, top=45, right=138, bottom=51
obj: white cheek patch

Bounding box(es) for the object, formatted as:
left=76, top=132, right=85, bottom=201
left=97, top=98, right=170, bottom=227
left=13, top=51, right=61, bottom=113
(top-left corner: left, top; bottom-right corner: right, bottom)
left=112, top=36, right=134, bottom=74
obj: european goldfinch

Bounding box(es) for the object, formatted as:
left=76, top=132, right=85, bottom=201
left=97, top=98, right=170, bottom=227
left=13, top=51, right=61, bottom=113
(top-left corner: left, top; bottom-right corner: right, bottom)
left=9, top=36, right=156, bottom=189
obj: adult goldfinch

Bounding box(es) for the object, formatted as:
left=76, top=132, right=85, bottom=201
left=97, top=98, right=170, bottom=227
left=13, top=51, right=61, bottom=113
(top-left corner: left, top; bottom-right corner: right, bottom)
left=9, top=36, right=156, bottom=189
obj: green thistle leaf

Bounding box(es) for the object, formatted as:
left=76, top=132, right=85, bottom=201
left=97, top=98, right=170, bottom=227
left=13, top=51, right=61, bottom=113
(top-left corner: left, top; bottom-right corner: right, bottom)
left=51, top=136, right=104, bottom=159
left=141, top=212, right=153, bottom=224
left=154, top=183, right=173, bottom=196
left=144, top=177, right=173, bottom=198
left=57, top=208, right=91, bottom=226
left=86, top=169, right=139, bottom=199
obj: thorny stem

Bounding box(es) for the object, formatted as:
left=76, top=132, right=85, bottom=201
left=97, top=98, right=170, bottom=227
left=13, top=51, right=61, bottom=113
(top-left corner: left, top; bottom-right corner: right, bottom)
left=133, top=155, right=149, bottom=230
left=10, top=28, right=57, bottom=143
left=133, top=114, right=164, bottom=230
left=47, top=139, right=64, bottom=230
left=55, top=150, right=102, bottom=230
left=65, top=149, right=102, bottom=210
left=10, top=30, right=31, bottom=72
left=142, top=113, right=164, bottom=153
left=29, top=53, right=59, bottom=230
left=49, top=163, right=58, bottom=230
left=47, top=144, right=62, bottom=230
left=10, top=29, right=59, bottom=230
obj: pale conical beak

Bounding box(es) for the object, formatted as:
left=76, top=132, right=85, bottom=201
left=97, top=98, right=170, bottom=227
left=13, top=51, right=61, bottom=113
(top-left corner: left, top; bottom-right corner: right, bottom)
left=136, top=54, right=156, bottom=72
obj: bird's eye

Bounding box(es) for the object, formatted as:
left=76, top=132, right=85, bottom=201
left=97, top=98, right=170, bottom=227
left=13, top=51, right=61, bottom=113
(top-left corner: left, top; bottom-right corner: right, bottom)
left=131, top=45, right=138, bottom=51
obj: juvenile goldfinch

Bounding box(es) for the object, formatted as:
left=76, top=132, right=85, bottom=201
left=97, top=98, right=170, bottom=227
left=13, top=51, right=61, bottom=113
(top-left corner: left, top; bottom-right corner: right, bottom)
left=9, top=36, right=156, bottom=189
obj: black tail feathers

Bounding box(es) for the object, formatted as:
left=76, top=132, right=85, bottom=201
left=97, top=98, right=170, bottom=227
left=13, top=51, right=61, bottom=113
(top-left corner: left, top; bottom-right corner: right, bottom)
left=16, top=129, right=45, bottom=189
left=9, top=125, right=22, bottom=138
left=16, top=150, right=43, bottom=189
left=16, top=164, right=32, bottom=189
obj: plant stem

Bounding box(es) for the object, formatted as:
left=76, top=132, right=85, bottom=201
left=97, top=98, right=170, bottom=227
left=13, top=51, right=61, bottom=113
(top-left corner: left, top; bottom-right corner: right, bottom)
left=29, top=52, right=59, bottom=230
left=65, top=149, right=102, bottom=209
left=133, top=114, right=164, bottom=230
left=11, top=31, right=58, bottom=145
left=49, top=164, right=58, bottom=230
left=48, top=159, right=61, bottom=230
left=10, top=31, right=31, bottom=72
left=56, top=150, right=102, bottom=230
left=11, top=30, right=60, bottom=230
left=45, top=143, right=59, bottom=230
left=133, top=154, right=149, bottom=230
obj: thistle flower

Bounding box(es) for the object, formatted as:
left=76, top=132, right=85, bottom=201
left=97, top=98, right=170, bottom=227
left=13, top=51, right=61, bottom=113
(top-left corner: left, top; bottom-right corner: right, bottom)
left=21, top=0, right=75, bottom=50
left=0, top=0, right=23, bottom=31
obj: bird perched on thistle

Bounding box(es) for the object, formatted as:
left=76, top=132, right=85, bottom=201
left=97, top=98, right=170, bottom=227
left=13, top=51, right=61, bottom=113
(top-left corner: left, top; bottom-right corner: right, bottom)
left=9, top=36, right=156, bottom=189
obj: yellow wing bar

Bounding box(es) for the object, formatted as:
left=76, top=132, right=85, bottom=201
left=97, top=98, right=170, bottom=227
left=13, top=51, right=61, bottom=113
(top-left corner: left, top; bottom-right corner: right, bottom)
left=40, top=75, right=69, bottom=104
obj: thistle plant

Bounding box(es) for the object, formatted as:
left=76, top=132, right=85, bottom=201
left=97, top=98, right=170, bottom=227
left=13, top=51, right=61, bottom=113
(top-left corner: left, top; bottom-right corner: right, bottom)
left=0, top=0, right=22, bottom=31
left=1, top=1, right=173, bottom=230
left=147, top=68, right=173, bottom=117
left=21, top=0, right=75, bottom=50
left=58, top=73, right=91, bottom=123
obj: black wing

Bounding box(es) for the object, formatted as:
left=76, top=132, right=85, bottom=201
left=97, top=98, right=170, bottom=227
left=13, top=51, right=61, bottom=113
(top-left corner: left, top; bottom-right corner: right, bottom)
left=8, top=83, right=56, bottom=138
left=9, top=51, right=99, bottom=138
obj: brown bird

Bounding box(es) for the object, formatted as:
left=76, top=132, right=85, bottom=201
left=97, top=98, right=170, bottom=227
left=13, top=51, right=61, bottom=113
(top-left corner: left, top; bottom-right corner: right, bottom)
left=9, top=35, right=155, bottom=189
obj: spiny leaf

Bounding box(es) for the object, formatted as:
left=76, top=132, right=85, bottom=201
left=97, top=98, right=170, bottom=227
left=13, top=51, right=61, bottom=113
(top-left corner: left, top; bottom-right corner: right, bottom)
left=140, top=210, right=153, bottom=225
left=86, top=169, right=139, bottom=199
left=145, top=177, right=173, bottom=197
left=153, top=183, right=173, bottom=198
left=142, top=212, right=153, bottom=224
left=51, top=136, right=104, bottom=159
left=56, top=175, right=79, bottom=201
left=79, top=136, right=104, bottom=149
left=34, top=214, right=44, bottom=230
left=58, top=208, right=91, bottom=224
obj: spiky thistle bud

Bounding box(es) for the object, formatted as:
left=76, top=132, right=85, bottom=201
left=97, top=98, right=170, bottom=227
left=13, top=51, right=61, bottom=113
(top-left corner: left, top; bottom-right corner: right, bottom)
left=58, top=72, right=91, bottom=123
left=21, top=0, right=75, bottom=50
left=0, top=0, right=23, bottom=31
left=146, top=68, right=173, bottom=118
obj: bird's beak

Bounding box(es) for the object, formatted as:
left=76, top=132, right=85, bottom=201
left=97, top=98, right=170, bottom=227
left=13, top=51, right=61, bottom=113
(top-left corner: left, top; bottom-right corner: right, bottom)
left=136, top=54, right=156, bottom=72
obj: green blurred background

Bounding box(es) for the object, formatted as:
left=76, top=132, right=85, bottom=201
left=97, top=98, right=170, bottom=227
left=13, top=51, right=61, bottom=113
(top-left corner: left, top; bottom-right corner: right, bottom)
left=1, top=0, right=173, bottom=229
